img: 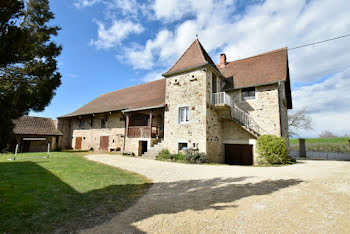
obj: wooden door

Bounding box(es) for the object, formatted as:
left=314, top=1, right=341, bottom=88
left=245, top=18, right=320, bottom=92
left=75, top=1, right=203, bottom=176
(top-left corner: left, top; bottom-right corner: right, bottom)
left=99, top=136, right=109, bottom=151
left=225, top=144, right=253, bottom=165
left=140, top=141, right=148, bottom=156
left=75, top=137, right=82, bottom=150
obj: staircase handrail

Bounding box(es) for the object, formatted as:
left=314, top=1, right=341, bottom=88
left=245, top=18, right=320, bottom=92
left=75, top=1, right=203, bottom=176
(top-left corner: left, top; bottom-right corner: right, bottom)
left=230, top=103, right=270, bottom=136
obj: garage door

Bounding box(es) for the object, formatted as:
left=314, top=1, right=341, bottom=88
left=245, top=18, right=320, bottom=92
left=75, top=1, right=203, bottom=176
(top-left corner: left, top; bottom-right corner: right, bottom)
left=225, top=144, right=253, bottom=165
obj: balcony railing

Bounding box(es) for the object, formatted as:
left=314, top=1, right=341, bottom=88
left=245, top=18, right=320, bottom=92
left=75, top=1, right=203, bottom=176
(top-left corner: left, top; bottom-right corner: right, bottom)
left=127, top=126, right=164, bottom=138
left=211, top=92, right=232, bottom=106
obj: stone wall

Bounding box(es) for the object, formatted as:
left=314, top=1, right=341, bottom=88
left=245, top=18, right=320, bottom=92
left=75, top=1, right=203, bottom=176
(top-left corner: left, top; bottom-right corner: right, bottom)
left=206, top=70, right=225, bottom=162
left=57, top=118, right=72, bottom=149
left=64, top=112, right=126, bottom=151
left=163, top=69, right=208, bottom=154
left=58, top=108, right=165, bottom=155
left=227, top=84, right=281, bottom=136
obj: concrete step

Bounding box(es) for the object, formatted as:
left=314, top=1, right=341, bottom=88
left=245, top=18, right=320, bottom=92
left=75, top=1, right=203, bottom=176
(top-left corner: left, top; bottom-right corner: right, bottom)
left=141, top=141, right=164, bottom=159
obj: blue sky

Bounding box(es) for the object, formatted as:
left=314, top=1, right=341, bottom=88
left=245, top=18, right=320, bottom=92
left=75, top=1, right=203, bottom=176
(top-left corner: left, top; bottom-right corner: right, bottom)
left=31, top=0, right=350, bottom=137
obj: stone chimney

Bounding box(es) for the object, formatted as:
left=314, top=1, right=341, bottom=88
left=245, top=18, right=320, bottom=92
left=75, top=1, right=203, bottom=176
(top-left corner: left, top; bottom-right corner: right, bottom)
left=219, top=53, right=227, bottom=67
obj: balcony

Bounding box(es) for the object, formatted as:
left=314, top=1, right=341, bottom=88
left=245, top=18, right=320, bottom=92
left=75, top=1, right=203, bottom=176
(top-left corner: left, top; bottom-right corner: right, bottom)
left=127, top=126, right=164, bottom=138
left=211, top=92, right=232, bottom=106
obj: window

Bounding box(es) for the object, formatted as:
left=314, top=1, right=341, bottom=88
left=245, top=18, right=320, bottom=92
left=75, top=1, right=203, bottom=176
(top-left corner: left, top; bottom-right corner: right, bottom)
left=79, top=119, right=85, bottom=129
left=179, top=106, right=190, bottom=123
left=178, top=142, right=188, bottom=151
left=242, top=87, right=256, bottom=100
left=101, top=119, right=106, bottom=128
left=212, top=74, right=217, bottom=93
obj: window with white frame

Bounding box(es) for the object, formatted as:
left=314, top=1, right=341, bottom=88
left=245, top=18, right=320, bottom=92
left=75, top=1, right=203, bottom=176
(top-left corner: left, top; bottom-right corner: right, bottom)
left=178, top=106, right=190, bottom=123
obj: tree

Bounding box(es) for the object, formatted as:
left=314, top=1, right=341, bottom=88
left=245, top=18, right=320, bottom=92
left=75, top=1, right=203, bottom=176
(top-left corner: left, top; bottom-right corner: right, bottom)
left=319, top=130, right=337, bottom=138
left=0, top=0, right=61, bottom=151
left=288, top=107, right=312, bottom=137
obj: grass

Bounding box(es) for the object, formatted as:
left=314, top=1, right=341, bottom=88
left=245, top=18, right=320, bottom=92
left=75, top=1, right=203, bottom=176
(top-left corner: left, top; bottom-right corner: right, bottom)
left=290, top=137, right=350, bottom=144
left=289, top=137, right=350, bottom=153
left=0, top=152, right=151, bottom=233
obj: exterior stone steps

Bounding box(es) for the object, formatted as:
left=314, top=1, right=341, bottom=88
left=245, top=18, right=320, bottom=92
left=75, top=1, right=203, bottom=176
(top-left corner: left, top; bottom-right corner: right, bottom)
left=141, top=140, right=164, bottom=159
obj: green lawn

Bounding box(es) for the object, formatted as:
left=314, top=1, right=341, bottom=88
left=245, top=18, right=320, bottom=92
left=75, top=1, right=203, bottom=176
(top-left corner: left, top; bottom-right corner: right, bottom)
left=0, top=152, right=151, bottom=233
left=290, top=137, right=350, bottom=144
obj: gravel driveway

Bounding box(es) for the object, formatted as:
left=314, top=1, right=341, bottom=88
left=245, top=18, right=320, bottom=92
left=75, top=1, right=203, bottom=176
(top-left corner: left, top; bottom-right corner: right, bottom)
left=83, top=155, right=350, bottom=233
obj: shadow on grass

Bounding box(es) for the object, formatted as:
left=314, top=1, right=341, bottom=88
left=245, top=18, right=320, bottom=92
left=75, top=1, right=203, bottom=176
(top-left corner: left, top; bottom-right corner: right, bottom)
left=0, top=161, right=303, bottom=233
left=0, top=161, right=151, bottom=233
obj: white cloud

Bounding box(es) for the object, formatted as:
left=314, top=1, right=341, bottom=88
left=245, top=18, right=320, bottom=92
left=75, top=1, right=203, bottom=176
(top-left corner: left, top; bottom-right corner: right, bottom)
left=83, top=0, right=350, bottom=135
left=74, top=0, right=102, bottom=8
left=291, top=70, right=350, bottom=137
left=121, top=0, right=350, bottom=85
left=141, top=70, right=164, bottom=82
left=90, top=20, right=144, bottom=49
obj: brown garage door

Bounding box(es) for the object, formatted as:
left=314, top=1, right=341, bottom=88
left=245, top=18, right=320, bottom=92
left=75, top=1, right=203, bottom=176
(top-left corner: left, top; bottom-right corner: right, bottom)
left=225, top=144, right=253, bottom=165
left=99, top=136, right=109, bottom=151
left=75, top=137, right=82, bottom=150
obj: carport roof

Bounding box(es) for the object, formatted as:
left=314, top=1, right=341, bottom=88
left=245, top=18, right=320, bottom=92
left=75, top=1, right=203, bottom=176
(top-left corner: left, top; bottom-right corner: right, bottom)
left=13, top=116, right=62, bottom=136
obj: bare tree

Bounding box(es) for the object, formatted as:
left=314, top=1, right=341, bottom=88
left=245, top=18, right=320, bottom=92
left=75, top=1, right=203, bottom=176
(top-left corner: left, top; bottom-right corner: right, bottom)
left=288, top=107, right=312, bottom=137
left=319, top=130, right=337, bottom=138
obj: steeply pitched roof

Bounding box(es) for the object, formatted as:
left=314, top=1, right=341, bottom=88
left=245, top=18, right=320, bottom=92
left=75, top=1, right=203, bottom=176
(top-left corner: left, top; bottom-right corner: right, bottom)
left=13, top=116, right=62, bottom=136
left=163, top=39, right=221, bottom=77
left=218, top=48, right=292, bottom=108
left=218, top=48, right=288, bottom=88
left=60, top=79, right=166, bottom=118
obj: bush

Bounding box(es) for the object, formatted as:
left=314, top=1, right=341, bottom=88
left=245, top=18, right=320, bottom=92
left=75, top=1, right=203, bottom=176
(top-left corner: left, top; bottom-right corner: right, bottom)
left=156, top=149, right=171, bottom=160
left=257, top=135, right=291, bottom=165
left=172, top=153, right=185, bottom=161
left=184, top=149, right=208, bottom=164
left=156, top=148, right=207, bottom=163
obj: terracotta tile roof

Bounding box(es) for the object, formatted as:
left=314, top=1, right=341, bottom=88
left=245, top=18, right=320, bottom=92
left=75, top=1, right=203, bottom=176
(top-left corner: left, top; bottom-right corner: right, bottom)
left=217, top=48, right=292, bottom=108
left=218, top=48, right=288, bottom=88
left=163, top=39, right=220, bottom=76
left=13, top=116, right=62, bottom=136
left=60, top=79, right=166, bottom=117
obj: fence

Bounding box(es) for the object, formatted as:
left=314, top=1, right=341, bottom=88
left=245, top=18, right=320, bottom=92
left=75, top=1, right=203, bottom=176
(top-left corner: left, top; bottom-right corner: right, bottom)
left=290, top=138, right=350, bottom=160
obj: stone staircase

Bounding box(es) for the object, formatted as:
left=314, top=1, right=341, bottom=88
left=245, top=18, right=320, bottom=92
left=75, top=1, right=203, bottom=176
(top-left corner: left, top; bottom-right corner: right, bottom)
left=141, top=140, right=164, bottom=160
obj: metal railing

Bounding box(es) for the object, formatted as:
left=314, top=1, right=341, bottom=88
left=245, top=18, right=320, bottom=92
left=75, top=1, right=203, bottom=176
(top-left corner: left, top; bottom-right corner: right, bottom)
left=230, top=104, right=269, bottom=136
left=211, top=92, right=232, bottom=106
left=211, top=92, right=268, bottom=136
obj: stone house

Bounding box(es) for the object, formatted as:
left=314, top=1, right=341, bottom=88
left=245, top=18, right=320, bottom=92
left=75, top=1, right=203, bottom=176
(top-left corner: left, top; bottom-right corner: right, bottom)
left=12, top=116, right=62, bottom=152
left=58, top=39, right=292, bottom=165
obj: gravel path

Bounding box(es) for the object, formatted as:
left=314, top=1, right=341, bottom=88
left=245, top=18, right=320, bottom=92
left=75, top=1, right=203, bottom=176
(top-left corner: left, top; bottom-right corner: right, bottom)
left=82, top=155, right=350, bottom=233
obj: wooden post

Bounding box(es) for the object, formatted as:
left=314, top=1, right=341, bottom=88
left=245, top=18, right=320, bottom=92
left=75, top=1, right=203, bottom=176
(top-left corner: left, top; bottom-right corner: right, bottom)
left=299, top=138, right=306, bottom=158
left=125, top=113, right=130, bottom=137
left=149, top=110, right=153, bottom=138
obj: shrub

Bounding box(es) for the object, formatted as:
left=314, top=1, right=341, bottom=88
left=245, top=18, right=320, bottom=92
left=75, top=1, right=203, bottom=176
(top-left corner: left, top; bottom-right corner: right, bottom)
left=156, top=149, right=171, bottom=160
left=184, top=149, right=208, bottom=164
left=172, top=153, right=185, bottom=161
left=257, top=135, right=291, bottom=165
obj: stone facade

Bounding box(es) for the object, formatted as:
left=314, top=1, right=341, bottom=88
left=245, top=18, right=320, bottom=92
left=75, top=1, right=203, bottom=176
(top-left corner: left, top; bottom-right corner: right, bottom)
left=58, top=109, right=164, bottom=156
left=227, top=84, right=281, bottom=136
left=163, top=69, right=208, bottom=154
left=162, top=66, right=289, bottom=163
left=58, top=69, right=289, bottom=164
